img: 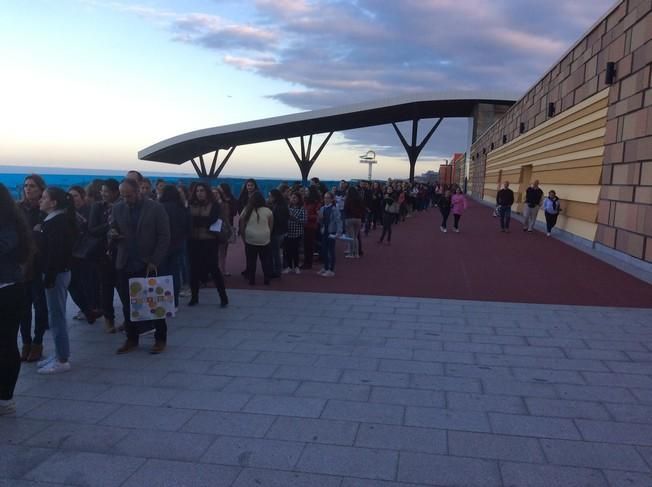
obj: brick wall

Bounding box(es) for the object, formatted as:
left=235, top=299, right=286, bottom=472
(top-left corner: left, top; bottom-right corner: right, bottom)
left=471, top=0, right=652, bottom=263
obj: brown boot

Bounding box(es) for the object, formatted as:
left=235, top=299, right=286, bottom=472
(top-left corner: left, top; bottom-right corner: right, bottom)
left=116, top=340, right=138, bottom=355
left=149, top=341, right=166, bottom=355
left=20, top=344, right=31, bottom=362
left=26, top=344, right=43, bottom=363
left=104, top=318, right=116, bottom=334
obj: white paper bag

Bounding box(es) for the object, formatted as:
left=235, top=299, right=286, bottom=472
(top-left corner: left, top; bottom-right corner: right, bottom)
left=128, top=275, right=176, bottom=321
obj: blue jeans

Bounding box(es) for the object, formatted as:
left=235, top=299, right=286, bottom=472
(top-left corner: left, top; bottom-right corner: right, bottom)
left=320, top=234, right=336, bottom=271
left=270, top=234, right=285, bottom=275
left=44, top=271, right=71, bottom=362
left=499, top=206, right=512, bottom=229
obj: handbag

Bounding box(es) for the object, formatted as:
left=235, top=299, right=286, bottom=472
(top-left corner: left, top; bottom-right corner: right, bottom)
left=128, top=273, right=175, bottom=322
left=209, top=218, right=233, bottom=243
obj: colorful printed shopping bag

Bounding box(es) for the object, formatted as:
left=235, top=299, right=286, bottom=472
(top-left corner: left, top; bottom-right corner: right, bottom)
left=128, top=275, right=176, bottom=321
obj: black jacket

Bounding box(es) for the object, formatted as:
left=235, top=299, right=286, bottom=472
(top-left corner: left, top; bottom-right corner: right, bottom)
left=271, top=203, right=289, bottom=235
left=41, top=212, right=77, bottom=287
left=525, top=187, right=544, bottom=207
left=163, top=202, right=191, bottom=251
left=497, top=188, right=515, bottom=206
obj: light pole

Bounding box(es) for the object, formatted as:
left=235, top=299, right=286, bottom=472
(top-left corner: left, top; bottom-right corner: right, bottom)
left=359, top=150, right=377, bottom=181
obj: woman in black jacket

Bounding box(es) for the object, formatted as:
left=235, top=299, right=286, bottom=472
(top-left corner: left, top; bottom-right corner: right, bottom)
left=268, top=189, right=289, bottom=277
left=37, top=187, right=78, bottom=375
left=0, top=183, right=34, bottom=415
left=187, top=183, right=228, bottom=307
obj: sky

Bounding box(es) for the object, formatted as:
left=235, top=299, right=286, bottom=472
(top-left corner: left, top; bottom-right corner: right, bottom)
left=0, top=0, right=615, bottom=181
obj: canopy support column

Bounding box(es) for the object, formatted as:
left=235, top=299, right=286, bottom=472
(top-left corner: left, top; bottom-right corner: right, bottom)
left=189, top=147, right=237, bottom=179
left=392, top=118, right=443, bottom=183
left=285, top=132, right=333, bottom=185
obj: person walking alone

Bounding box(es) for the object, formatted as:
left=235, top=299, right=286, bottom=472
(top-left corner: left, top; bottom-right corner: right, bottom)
left=543, top=190, right=562, bottom=237
left=523, top=180, right=543, bottom=232
left=496, top=181, right=515, bottom=233
left=451, top=187, right=468, bottom=233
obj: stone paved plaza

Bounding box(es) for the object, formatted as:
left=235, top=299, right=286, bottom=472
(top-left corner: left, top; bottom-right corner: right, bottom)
left=2, top=289, right=652, bottom=486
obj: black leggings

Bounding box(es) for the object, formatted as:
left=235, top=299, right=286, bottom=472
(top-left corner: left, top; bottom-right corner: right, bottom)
left=189, top=239, right=228, bottom=304
left=545, top=212, right=559, bottom=232
left=440, top=208, right=450, bottom=228
left=284, top=236, right=301, bottom=269
left=245, top=242, right=272, bottom=284
left=454, top=214, right=461, bottom=229
left=0, top=283, right=25, bottom=400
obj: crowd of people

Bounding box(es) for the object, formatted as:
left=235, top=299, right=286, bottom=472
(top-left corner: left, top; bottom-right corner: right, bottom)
left=1, top=168, right=562, bottom=416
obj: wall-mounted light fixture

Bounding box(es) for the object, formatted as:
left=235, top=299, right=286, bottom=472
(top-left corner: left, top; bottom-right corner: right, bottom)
left=519, top=122, right=525, bottom=134
left=605, top=61, right=616, bottom=85
left=502, top=135, right=507, bottom=144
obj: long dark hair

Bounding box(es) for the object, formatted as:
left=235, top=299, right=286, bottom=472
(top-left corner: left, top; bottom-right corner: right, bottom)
left=45, top=187, right=78, bottom=235
left=218, top=183, right=233, bottom=201
left=0, top=183, right=34, bottom=265
left=344, top=186, right=364, bottom=214
left=305, top=186, right=321, bottom=204
left=241, top=191, right=266, bottom=224
left=189, top=182, right=214, bottom=206
left=159, top=184, right=183, bottom=206
left=269, top=189, right=287, bottom=208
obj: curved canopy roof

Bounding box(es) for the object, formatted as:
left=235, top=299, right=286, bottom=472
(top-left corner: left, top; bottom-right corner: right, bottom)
left=139, top=91, right=517, bottom=165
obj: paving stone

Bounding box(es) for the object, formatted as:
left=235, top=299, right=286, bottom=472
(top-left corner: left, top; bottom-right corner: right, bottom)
left=24, top=451, right=145, bottom=487
left=0, top=417, right=51, bottom=445
left=166, top=389, right=251, bottom=411
left=222, top=377, right=300, bottom=395
left=24, top=399, right=120, bottom=425
left=398, top=452, right=501, bottom=486
left=471, top=334, right=527, bottom=345
left=527, top=337, right=587, bottom=349
left=94, top=385, right=178, bottom=406
left=155, top=372, right=233, bottom=391
left=511, top=367, right=585, bottom=384
left=265, top=417, right=358, bottom=445
left=556, top=384, right=638, bottom=403
left=194, top=349, right=260, bottom=363
left=585, top=339, right=648, bottom=352
left=296, top=444, right=398, bottom=480
left=0, top=445, right=56, bottom=479
left=99, top=404, right=196, bottom=431
left=411, top=374, right=481, bottom=393
left=448, top=430, right=545, bottom=463
left=207, top=363, right=279, bottom=378
left=182, top=411, right=275, bottom=437
left=112, top=430, right=215, bottom=461
left=525, top=398, right=611, bottom=420
left=482, top=377, right=558, bottom=398
left=253, top=351, right=318, bottom=366
left=352, top=346, right=413, bottom=360
left=24, top=423, right=129, bottom=453
left=445, top=363, right=513, bottom=379
left=386, top=338, right=444, bottom=351
left=340, top=370, right=409, bottom=387
left=0, top=480, right=61, bottom=487
left=321, top=399, right=404, bottom=425
left=20, top=381, right=111, bottom=401
left=244, top=395, right=326, bottom=418
left=312, top=355, right=379, bottom=371
left=370, top=386, right=445, bottom=408
left=477, top=354, right=609, bottom=372
left=405, top=406, right=490, bottom=432
left=273, top=365, right=342, bottom=383
left=237, top=340, right=298, bottom=352
left=605, top=404, right=652, bottom=424
left=201, top=436, right=304, bottom=469
left=121, top=458, right=240, bottom=487
left=500, top=461, right=608, bottom=487
left=340, top=480, right=418, bottom=487
left=582, top=371, right=652, bottom=388
left=540, top=438, right=650, bottom=472
left=378, top=358, right=443, bottom=375
left=602, top=470, right=652, bottom=487
left=413, top=350, right=476, bottom=364
left=355, top=423, right=447, bottom=454
left=565, top=349, right=629, bottom=360
left=576, top=419, right=652, bottom=446
left=232, top=468, right=342, bottom=487
left=447, top=392, right=527, bottom=414
left=634, top=388, right=652, bottom=404
left=294, top=382, right=371, bottom=401
left=489, top=413, right=581, bottom=439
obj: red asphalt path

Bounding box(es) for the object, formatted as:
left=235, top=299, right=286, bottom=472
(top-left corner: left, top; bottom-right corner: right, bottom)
left=222, top=200, right=652, bottom=307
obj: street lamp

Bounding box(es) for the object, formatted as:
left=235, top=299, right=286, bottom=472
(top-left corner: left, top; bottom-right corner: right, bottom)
left=359, top=150, right=377, bottom=181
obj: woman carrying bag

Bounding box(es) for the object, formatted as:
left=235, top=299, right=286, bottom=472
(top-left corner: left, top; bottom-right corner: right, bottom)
left=187, top=183, right=229, bottom=308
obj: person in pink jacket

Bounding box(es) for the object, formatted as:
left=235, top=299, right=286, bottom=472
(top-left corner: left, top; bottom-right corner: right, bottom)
left=451, top=187, right=468, bottom=233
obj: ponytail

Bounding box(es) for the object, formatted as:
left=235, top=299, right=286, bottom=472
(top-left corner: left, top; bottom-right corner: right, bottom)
left=44, top=187, right=78, bottom=235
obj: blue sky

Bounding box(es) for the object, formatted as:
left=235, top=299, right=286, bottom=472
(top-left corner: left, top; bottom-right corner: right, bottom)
left=0, top=0, right=614, bottom=180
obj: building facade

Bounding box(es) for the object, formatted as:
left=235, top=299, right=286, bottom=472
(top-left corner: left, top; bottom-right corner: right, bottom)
left=470, top=0, right=652, bottom=265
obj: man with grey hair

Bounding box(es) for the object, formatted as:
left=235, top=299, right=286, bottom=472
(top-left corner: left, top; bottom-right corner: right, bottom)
left=523, top=180, right=544, bottom=232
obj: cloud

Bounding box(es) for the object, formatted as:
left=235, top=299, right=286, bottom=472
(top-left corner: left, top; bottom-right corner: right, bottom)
left=105, top=0, right=616, bottom=157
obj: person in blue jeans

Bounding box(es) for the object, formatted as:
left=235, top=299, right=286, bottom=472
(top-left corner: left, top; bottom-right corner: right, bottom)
left=318, top=192, right=343, bottom=277
left=496, top=181, right=515, bottom=233
left=37, top=187, right=78, bottom=375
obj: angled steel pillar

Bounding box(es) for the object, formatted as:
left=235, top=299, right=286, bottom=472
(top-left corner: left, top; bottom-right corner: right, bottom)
left=285, top=133, right=334, bottom=185
left=189, top=147, right=237, bottom=179
left=392, top=118, right=443, bottom=183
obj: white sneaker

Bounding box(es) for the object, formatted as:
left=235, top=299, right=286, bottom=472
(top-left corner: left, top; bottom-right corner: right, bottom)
left=546, top=232, right=551, bottom=237
left=322, top=270, right=335, bottom=277
left=37, top=361, right=71, bottom=375
left=37, top=356, right=56, bottom=369
left=318, top=268, right=326, bottom=275
left=73, top=311, right=86, bottom=321
left=281, top=267, right=291, bottom=274
left=454, top=228, right=460, bottom=233
left=0, top=399, right=16, bottom=416
left=440, top=226, right=447, bottom=233
left=294, top=267, right=301, bottom=275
